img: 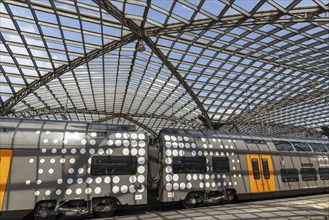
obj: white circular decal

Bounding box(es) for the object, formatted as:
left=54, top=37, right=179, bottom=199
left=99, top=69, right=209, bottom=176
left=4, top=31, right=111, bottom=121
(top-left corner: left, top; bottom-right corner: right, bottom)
left=121, top=185, right=128, bottom=193
left=104, top=177, right=111, bottom=184
left=138, top=134, right=145, bottom=139
left=95, top=187, right=101, bottom=194
left=112, top=186, right=119, bottom=194
left=166, top=183, right=172, bottom=191
left=66, top=189, right=72, bottom=195
left=113, top=176, right=120, bottom=184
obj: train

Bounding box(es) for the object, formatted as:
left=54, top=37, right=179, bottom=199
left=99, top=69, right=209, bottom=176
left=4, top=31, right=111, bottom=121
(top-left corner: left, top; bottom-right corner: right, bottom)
left=0, top=117, right=328, bottom=219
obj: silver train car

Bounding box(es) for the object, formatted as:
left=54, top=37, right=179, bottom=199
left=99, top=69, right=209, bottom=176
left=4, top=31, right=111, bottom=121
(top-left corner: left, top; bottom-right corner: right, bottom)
left=0, top=118, right=329, bottom=219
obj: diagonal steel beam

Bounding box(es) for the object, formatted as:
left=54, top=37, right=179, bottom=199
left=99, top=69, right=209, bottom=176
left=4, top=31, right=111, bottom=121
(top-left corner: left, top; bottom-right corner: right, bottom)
left=93, top=0, right=213, bottom=129
left=0, top=33, right=138, bottom=116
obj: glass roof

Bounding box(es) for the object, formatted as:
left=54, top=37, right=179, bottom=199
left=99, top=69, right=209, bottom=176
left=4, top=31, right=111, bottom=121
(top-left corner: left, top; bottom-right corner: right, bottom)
left=1, top=0, right=328, bottom=137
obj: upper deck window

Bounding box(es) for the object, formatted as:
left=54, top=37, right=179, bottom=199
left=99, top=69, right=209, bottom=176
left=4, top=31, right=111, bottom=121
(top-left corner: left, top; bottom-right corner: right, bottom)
left=273, top=141, right=294, bottom=151
left=212, top=157, right=230, bottom=173
left=293, top=142, right=312, bottom=152
left=244, top=139, right=267, bottom=144
left=172, top=157, right=207, bottom=173
left=310, top=143, right=328, bottom=152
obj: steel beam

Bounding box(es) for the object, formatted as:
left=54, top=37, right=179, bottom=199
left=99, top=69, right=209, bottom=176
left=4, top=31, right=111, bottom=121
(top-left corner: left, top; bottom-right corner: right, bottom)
left=144, top=6, right=328, bottom=36
left=92, top=0, right=213, bottom=129
left=0, top=33, right=138, bottom=116
left=16, top=107, right=196, bottom=126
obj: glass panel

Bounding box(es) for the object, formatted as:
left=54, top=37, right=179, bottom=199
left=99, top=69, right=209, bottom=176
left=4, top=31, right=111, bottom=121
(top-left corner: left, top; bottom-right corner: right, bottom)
left=91, top=156, right=137, bottom=175
left=310, top=143, right=328, bottom=152
left=293, top=142, right=312, bottom=152
left=212, top=157, right=230, bottom=173
left=252, top=158, right=260, bottom=180
left=319, top=168, right=329, bottom=180
left=172, top=157, right=206, bottom=173
left=262, top=158, right=270, bottom=179
left=280, top=168, right=299, bottom=182
left=300, top=168, right=317, bottom=181
left=273, top=141, right=294, bottom=151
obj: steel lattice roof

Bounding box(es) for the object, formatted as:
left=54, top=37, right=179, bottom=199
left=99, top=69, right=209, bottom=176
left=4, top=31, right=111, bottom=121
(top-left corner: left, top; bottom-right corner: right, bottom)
left=0, top=0, right=328, bottom=137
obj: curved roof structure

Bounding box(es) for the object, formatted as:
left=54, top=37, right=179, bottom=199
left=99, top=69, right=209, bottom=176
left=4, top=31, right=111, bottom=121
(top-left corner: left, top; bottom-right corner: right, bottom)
left=1, top=0, right=328, bottom=137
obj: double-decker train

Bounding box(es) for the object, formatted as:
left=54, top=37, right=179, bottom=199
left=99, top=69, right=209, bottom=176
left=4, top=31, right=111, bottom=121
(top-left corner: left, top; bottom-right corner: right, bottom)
left=0, top=117, right=328, bottom=219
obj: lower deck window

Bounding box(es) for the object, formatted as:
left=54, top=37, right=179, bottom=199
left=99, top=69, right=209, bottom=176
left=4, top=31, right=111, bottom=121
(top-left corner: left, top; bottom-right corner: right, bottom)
left=300, top=168, right=317, bottom=181
left=91, top=156, right=137, bottom=175
left=319, top=168, right=329, bottom=180
left=280, top=168, right=299, bottom=182
left=172, top=157, right=206, bottom=173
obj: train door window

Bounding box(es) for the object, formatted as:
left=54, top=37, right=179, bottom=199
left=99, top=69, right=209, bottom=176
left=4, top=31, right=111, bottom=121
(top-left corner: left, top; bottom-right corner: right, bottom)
left=273, top=141, right=294, bottom=151
left=319, top=168, right=329, bottom=180
left=91, top=156, right=137, bottom=175
left=300, top=168, right=317, bottom=181
left=212, top=157, right=230, bottom=173
left=261, top=158, right=270, bottom=179
left=172, top=157, right=206, bottom=173
left=310, top=143, right=328, bottom=152
left=280, top=168, right=299, bottom=182
left=252, top=158, right=260, bottom=180
left=293, top=142, right=312, bottom=152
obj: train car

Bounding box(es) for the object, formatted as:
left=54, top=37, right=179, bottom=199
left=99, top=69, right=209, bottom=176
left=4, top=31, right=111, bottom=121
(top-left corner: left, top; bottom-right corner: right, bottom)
left=1, top=118, right=329, bottom=219
left=0, top=117, right=148, bottom=219
left=149, top=128, right=329, bottom=207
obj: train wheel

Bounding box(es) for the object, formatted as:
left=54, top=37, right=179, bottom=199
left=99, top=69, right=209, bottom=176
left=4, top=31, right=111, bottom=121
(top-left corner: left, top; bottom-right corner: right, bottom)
left=180, top=194, right=198, bottom=209
left=225, top=190, right=235, bottom=204
left=93, top=198, right=117, bottom=218
left=33, top=201, right=57, bottom=220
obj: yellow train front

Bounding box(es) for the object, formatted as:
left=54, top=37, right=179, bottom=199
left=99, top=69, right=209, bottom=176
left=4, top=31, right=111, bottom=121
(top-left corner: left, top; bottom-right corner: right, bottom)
left=151, top=128, right=329, bottom=207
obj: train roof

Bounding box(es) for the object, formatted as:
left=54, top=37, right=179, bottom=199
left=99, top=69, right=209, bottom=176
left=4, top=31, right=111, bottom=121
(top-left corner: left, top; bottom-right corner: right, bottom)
left=160, top=128, right=329, bottom=143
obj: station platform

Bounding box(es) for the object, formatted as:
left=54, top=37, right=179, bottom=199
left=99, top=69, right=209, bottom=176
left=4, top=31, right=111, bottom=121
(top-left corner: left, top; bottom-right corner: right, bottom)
left=105, top=194, right=329, bottom=220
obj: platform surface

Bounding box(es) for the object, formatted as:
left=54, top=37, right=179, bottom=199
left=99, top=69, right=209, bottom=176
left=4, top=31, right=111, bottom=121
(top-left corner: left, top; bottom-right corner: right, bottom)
left=100, top=194, right=329, bottom=220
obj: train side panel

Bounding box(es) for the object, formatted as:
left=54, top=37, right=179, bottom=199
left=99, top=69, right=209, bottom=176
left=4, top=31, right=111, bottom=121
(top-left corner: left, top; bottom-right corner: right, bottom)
left=0, top=118, right=148, bottom=212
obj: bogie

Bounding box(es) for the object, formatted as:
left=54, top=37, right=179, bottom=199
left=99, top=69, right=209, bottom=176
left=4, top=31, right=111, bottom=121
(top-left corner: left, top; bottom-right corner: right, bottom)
left=33, top=200, right=57, bottom=220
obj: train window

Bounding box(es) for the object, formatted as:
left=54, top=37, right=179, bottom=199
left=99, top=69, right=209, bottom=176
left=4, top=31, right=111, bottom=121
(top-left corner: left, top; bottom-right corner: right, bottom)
left=212, top=157, right=230, bottom=173
left=280, top=169, right=299, bottom=182
left=300, top=168, right=317, bottom=181
left=293, top=142, right=312, bottom=152
left=319, top=168, right=329, bottom=180
left=245, top=139, right=267, bottom=145
left=252, top=158, right=260, bottom=180
left=91, top=156, right=137, bottom=175
left=310, top=143, right=328, bottom=152
left=172, top=157, right=207, bottom=173
left=273, top=141, right=294, bottom=151
left=262, top=158, right=270, bottom=179
left=187, top=130, right=204, bottom=136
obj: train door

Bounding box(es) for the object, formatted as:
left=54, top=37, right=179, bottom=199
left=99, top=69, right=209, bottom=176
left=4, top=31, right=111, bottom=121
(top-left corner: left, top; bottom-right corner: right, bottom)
left=247, top=154, right=276, bottom=193
left=0, top=149, right=13, bottom=210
